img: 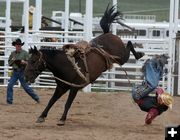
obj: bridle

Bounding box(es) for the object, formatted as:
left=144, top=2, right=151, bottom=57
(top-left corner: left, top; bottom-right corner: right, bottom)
left=25, top=50, right=47, bottom=78
left=31, top=50, right=47, bottom=76
left=31, top=50, right=89, bottom=88
left=38, top=51, right=47, bottom=68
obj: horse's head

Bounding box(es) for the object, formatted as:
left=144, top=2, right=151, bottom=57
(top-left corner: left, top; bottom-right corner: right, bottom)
left=25, top=46, right=46, bottom=83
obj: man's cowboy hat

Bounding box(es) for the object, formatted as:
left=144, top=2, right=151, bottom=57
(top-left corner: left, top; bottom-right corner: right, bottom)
left=29, top=5, right=35, bottom=14
left=12, top=38, right=24, bottom=46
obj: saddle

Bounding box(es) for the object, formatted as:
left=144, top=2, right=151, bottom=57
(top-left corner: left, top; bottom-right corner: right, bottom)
left=62, top=41, right=91, bottom=83
left=63, top=40, right=116, bottom=70
left=63, top=41, right=91, bottom=57
left=62, top=40, right=116, bottom=83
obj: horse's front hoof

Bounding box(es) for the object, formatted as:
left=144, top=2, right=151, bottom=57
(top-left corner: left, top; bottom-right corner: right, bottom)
left=57, top=120, right=65, bottom=126
left=36, top=117, right=45, bottom=123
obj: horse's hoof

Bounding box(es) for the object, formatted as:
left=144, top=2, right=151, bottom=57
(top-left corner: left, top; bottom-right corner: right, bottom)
left=136, top=52, right=145, bottom=60
left=36, top=117, right=45, bottom=123
left=57, top=120, right=65, bottom=126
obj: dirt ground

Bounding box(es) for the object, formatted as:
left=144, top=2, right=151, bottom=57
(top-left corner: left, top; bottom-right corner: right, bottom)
left=0, top=87, right=180, bottom=140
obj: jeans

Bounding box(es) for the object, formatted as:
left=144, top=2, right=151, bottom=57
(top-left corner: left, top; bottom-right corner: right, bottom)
left=144, top=60, right=163, bottom=88
left=132, top=59, right=164, bottom=101
left=132, top=81, right=154, bottom=100
left=7, top=69, right=39, bottom=104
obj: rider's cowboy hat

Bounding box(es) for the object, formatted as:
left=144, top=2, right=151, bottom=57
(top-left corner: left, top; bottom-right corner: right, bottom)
left=29, top=5, right=35, bottom=14
left=12, top=38, right=24, bottom=46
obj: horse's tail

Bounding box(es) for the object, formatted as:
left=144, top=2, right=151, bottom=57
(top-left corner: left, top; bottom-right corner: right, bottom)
left=100, top=3, right=123, bottom=34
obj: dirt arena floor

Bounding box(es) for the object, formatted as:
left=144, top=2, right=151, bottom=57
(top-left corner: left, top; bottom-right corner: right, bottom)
left=0, top=87, right=180, bottom=140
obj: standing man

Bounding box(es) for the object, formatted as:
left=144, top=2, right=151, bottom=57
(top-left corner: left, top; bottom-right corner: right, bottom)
left=7, top=38, right=40, bottom=104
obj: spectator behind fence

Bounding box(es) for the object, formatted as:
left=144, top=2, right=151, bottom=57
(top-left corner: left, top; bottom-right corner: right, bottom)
left=29, top=5, right=35, bottom=30
left=28, top=5, right=49, bottom=29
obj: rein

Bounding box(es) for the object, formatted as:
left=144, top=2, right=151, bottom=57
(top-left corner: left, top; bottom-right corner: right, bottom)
left=37, top=45, right=131, bottom=88
left=38, top=51, right=89, bottom=88
left=66, top=53, right=90, bottom=83
left=89, top=42, right=132, bottom=85
left=39, top=51, right=46, bottom=67
left=98, top=47, right=131, bottom=85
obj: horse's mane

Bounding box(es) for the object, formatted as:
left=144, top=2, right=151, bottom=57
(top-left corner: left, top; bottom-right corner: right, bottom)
left=40, top=47, right=65, bottom=56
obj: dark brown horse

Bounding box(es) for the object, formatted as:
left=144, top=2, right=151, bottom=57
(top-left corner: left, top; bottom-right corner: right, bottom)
left=24, top=4, right=144, bottom=126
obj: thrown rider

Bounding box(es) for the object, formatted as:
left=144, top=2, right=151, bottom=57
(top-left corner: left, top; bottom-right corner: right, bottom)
left=132, top=54, right=173, bottom=125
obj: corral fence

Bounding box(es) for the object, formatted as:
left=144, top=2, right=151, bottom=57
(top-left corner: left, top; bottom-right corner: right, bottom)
left=0, top=30, right=169, bottom=93
left=1, top=0, right=178, bottom=94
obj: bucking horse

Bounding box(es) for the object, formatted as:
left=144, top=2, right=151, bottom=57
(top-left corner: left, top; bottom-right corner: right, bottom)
left=25, top=4, right=144, bottom=125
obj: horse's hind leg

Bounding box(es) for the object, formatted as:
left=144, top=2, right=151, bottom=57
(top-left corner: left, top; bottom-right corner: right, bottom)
left=127, top=41, right=144, bottom=60
left=36, top=86, right=68, bottom=123
left=57, top=88, right=78, bottom=126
